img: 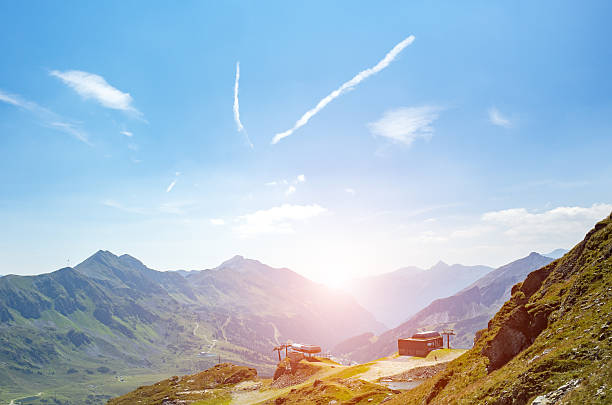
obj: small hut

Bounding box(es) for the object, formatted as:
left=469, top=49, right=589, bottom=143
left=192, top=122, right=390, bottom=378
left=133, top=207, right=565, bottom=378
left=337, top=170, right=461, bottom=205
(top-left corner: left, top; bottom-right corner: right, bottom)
left=398, top=331, right=443, bottom=356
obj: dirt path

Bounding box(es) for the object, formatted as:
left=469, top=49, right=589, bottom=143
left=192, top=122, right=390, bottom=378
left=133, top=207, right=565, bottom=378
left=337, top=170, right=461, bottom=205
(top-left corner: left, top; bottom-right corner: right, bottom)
left=269, top=322, right=281, bottom=345
left=220, top=316, right=231, bottom=341
left=9, top=392, right=43, bottom=405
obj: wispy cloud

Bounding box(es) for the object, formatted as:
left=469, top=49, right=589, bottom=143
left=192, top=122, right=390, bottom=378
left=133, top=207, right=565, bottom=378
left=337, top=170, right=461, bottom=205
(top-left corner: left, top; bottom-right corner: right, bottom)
left=446, top=203, right=612, bottom=244
left=233, top=62, right=253, bottom=149
left=165, top=172, right=181, bottom=193
left=166, top=180, right=177, bottom=193
left=0, top=88, right=90, bottom=144
left=481, top=204, right=612, bottom=240
left=345, top=188, right=356, bottom=195
left=158, top=201, right=194, bottom=215
left=488, top=107, right=511, bottom=127
left=234, top=203, right=327, bottom=237
left=102, top=199, right=146, bottom=214
left=368, top=106, right=440, bottom=146
left=210, top=218, right=225, bottom=226
left=103, top=199, right=193, bottom=215
left=50, top=70, right=142, bottom=117
left=285, top=186, right=296, bottom=196
left=47, top=122, right=90, bottom=145
left=272, top=35, right=416, bottom=144
left=265, top=175, right=305, bottom=187
left=0, top=90, right=35, bottom=109
left=120, top=130, right=133, bottom=137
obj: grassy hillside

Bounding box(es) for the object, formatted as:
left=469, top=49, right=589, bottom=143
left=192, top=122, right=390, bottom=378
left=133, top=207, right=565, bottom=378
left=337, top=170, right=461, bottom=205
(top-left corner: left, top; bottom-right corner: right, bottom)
left=0, top=252, right=382, bottom=404
left=386, top=212, right=612, bottom=404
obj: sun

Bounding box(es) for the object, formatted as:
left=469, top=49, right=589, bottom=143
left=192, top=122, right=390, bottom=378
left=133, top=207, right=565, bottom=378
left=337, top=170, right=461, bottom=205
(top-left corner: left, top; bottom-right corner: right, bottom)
left=320, top=273, right=349, bottom=290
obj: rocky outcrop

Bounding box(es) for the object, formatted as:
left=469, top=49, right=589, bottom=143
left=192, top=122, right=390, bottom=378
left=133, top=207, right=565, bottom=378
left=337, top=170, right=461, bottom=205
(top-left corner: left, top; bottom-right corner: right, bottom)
left=481, top=298, right=556, bottom=372
left=480, top=220, right=608, bottom=373
left=271, top=356, right=320, bottom=388
left=531, top=379, right=580, bottom=404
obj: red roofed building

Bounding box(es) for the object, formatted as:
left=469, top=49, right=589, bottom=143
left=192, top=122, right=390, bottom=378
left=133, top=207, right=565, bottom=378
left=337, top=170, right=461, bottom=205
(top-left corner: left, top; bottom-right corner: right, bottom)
left=398, top=331, right=443, bottom=356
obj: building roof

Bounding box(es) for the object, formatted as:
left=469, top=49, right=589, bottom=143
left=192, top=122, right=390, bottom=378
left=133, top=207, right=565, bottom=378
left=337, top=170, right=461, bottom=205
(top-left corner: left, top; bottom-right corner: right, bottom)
left=410, top=331, right=441, bottom=339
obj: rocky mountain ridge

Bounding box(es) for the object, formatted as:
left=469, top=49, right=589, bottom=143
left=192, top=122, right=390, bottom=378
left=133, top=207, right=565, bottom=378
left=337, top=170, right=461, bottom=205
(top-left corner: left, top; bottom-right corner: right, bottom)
left=345, top=261, right=494, bottom=327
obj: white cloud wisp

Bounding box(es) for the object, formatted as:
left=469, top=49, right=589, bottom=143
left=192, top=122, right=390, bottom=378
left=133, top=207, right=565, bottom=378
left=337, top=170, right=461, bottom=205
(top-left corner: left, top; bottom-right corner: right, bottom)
left=488, top=107, right=511, bottom=127
left=368, top=106, right=440, bottom=146
left=234, top=204, right=327, bottom=237
left=233, top=62, right=253, bottom=148
left=166, top=180, right=177, bottom=193
left=272, top=35, right=415, bottom=144
left=50, top=70, right=142, bottom=117
left=0, top=89, right=90, bottom=144
left=481, top=204, right=612, bottom=240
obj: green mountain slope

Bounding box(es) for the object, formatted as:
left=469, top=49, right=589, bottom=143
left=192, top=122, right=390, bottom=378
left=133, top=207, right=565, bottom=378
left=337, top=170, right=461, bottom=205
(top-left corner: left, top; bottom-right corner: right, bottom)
left=387, top=212, right=612, bottom=404
left=0, top=252, right=382, bottom=404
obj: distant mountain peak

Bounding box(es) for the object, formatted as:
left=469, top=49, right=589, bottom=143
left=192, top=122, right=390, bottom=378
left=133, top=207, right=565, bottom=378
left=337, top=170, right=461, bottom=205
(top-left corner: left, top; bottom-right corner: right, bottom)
left=89, top=250, right=118, bottom=261
left=215, top=255, right=262, bottom=272
left=217, top=255, right=245, bottom=267
left=431, top=260, right=449, bottom=270
left=541, top=248, right=569, bottom=259
left=118, top=253, right=146, bottom=268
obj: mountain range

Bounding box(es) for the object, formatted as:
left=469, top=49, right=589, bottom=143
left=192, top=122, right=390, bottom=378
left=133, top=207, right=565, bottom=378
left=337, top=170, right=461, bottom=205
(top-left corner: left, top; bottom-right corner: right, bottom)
left=108, top=215, right=612, bottom=404
left=344, top=262, right=494, bottom=327
left=0, top=246, right=576, bottom=404
left=0, top=251, right=382, bottom=404
left=335, top=252, right=556, bottom=362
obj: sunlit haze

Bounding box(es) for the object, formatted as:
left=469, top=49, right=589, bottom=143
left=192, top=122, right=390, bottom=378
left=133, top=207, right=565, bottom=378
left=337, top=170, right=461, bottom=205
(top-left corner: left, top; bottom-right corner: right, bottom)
left=1, top=2, right=611, bottom=285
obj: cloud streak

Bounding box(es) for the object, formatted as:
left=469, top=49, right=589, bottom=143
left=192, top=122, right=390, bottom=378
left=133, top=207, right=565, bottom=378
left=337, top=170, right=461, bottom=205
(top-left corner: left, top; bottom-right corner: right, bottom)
left=233, top=62, right=253, bottom=148
left=234, top=203, right=327, bottom=237
left=272, top=35, right=415, bottom=144
left=0, top=88, right=90, bottom=144
left=368, top=106, right=440, bottom=146
left=488, top=107, right=511, bottom=127
left=102, top=200, right=146, bottom=214
left=0, top=90, right=34, bottom=109
left=166, top=180, right=177, bottom=193
left=50, top=70, right=142, bottom=117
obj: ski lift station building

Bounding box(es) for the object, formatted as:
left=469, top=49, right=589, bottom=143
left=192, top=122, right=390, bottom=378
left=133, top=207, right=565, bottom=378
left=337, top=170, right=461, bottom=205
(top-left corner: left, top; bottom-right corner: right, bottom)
left=398, top=331, right=444, bottom=357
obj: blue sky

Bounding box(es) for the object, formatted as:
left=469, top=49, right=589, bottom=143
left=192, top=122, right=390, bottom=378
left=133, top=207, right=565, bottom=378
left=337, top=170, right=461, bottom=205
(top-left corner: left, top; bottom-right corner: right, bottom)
left=1, top=1, right=611, bottom=283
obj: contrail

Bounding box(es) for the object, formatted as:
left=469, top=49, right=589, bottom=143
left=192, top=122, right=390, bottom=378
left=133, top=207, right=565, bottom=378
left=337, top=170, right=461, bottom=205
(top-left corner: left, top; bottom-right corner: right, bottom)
left=166, top=180, right=177, bottom=193
left=234, top=62, right=254, bottom=149
left=272, top=35, right=415, bottom=144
